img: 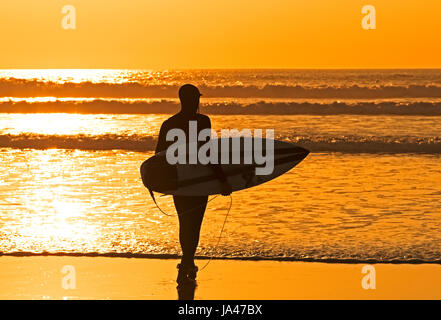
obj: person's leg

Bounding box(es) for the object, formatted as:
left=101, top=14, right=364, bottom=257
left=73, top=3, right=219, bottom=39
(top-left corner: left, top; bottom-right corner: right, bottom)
left=173, top=195, right=208, bottom=267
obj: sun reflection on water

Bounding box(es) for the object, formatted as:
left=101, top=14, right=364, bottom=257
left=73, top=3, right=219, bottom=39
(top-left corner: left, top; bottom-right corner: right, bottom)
left=0, top=113, right=166, bottom=136
left=2, top=149, right=102, bottom=252
left=0, top=69, right=134, bottom=84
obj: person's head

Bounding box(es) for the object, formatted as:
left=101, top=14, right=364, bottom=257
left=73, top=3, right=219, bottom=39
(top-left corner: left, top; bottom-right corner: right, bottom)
left=179, top=84, right=202, bottom=115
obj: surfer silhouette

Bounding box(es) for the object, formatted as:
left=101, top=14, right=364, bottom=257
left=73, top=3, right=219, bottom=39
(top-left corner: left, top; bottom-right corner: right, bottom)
left=155, top=84, right=232, bottom=285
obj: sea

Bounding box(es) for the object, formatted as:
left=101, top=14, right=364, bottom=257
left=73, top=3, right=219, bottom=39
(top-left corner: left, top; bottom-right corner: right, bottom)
left=0, top=69, right=440, bottom=263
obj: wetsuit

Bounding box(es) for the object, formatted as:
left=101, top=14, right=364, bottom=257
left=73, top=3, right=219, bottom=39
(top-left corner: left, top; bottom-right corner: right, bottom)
left=155, top=112, right=225, bottom=266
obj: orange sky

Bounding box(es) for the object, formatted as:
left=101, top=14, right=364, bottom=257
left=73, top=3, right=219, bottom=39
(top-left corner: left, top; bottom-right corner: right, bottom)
left=0, top=0, right=440, bottom=69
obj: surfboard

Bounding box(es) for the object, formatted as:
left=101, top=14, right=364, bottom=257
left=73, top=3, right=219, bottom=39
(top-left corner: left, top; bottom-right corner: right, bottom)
left=140, top=137, right=309, bottom=196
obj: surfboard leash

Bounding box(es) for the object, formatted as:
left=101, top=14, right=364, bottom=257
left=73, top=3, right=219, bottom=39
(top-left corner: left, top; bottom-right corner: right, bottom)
left=198, top=194, right=232, bottom=272
left=148, top=188, right=221, bottom=217
left=147, top=189, right=233, bottom=272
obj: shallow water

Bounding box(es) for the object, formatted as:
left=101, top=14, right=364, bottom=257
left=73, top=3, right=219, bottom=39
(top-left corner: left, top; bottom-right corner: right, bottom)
left=1, top=149, right=440, bottom=262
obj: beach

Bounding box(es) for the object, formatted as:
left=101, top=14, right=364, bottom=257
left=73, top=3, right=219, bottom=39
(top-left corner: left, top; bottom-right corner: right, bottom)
left=1, top=256, right=441, bottom=300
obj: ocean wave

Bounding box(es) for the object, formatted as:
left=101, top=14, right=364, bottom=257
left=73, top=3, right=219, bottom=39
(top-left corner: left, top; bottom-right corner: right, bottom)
left=1, top=78, right=441, bottom=98
left=1, top=134, right=440, bottom=154
left=2, top=99, right=441, bottom=115
left=1, top=251, right=441, bottom=264
left=0, top=134, right=157, bottom=151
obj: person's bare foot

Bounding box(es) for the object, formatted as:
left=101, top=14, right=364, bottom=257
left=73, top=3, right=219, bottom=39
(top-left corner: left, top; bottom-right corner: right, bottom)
left=177, top=263, right=198, bottom=285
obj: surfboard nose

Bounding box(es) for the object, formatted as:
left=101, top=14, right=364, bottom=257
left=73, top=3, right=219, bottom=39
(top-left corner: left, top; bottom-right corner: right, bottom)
left=298, top=146, right=310, bottom=160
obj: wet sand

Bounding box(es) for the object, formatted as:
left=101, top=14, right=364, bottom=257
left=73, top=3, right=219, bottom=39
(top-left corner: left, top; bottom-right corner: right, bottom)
left=1, top=256, right=441, bottom=299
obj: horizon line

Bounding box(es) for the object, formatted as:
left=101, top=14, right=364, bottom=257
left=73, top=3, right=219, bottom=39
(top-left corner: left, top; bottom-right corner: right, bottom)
left=1, top=67, right=441, bottom=71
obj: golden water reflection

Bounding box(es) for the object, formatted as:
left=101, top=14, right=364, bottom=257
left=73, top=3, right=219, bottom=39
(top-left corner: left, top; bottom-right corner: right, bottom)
left=1, top=148, right=441, bottom=261
left=0, top=113, right=166, bottom=136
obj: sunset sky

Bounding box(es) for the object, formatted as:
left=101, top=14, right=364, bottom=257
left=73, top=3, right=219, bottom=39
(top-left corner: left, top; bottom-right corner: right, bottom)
left=0, top=0, right=440, bottom=69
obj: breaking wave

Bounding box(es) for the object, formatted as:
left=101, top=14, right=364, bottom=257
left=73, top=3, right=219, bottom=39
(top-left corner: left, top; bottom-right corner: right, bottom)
left=2, top=99, right=441, bottom=115
left=2, top=78, right=441, bottom=99
left=1, top=133, right=440, bottom=154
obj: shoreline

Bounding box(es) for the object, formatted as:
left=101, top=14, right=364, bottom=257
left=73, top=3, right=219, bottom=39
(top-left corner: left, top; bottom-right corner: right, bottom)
left=1, top=256, right=441, bottom=299
left=2, top=252, right=441, bottom=265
